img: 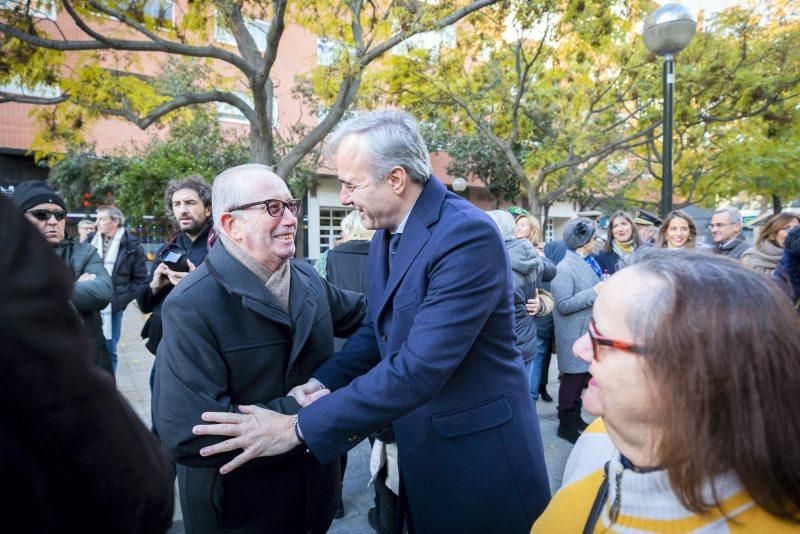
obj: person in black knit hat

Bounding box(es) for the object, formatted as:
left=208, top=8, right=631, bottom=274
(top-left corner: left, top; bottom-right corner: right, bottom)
left=12, top=181, right=114, bottom=374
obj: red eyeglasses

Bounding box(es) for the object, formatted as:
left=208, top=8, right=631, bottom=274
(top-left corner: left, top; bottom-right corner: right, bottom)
left=587, top=318, right=645, bottom=361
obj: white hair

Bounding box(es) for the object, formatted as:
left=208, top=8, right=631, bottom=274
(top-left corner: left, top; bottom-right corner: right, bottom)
left=211, top=163, right=283, bottom=229
left=487, top=210, right=516, bottom=240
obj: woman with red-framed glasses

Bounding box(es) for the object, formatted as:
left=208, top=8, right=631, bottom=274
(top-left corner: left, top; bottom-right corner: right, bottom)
left=533, top=249, right=800, bottom=532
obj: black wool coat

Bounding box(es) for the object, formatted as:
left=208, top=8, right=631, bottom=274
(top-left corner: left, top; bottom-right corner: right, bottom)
left=153, top=241, right=366, bottom=534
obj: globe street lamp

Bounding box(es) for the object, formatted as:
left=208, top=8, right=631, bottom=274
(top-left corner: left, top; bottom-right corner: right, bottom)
left=643, top=3, right=697, bottom=217
left=452, top=177, right=468, bottom=193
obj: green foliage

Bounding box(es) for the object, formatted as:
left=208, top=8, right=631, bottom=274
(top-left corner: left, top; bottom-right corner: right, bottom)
left=49, top=109, right=249, bottom=219
left=48, top=146, right=121, bottom=211
left=426, top=129, right=521, bottom=206
left=112, top=110, right=249, bottom=219
left=375, top=0, right=799, bottom=213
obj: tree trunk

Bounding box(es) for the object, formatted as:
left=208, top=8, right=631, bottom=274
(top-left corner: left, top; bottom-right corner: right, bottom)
left=249, top=128, right=273, bottom=167
left=527, top=190, right=542, bottom=222
left=772, top=194, right=782, bottom=214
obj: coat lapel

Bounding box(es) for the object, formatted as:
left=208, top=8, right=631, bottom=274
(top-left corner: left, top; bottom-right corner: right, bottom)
left=206, top=243, right=292, bottom=328
left=286, top=264, right=319, bottom=370
left=376, top=177, right=447, bottom=318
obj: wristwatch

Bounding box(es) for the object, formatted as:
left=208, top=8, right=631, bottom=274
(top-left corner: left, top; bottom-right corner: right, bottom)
left=293, top=414, right=305, bottom=444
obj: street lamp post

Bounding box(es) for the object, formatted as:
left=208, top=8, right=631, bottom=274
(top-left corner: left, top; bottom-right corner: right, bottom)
left=643, top=3, right=697, bottom=217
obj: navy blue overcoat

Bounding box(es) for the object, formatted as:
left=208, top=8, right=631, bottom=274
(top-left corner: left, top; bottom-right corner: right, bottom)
left=300, top=177, right=551, bottom=533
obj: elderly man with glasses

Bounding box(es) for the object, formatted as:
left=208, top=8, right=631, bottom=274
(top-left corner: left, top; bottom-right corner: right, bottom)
left=152, top=164, right=366, bottom=534
left=709, top=207, right=751, bottom=259
left=12, top=180, right=113, bottom=374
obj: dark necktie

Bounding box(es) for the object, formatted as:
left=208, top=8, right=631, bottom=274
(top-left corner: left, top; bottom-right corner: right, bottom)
left=388, top=232, right=401, bottom=272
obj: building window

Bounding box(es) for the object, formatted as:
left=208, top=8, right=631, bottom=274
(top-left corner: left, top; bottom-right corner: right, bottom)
left=0, top=0, right=57, bottom=20
left=139, top=0, right=173, bottom=25
left=318, top=206, right=353, bottom=253
left=545, top=217, right=554, bottom=242
left=215, top=13, right=270, bottom=52
left=317, top=37, right=356, bottom=67
left=0, top=77, right=60, bottom=98
left=217, top=91, right=278, bottom=128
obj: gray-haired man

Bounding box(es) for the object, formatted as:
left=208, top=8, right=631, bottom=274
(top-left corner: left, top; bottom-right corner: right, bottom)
left=709, top=208, right=750, bottom=259
left=89, top=205, right=147, bottom=373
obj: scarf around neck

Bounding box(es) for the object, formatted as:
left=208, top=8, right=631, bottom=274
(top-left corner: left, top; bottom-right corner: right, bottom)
left=219, top=233, right=291, bottom=313
left=612, top=238, right=636, bottom=258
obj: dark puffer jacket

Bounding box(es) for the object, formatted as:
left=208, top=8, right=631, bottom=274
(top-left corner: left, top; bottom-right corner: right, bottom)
left=87, top=230, right=148, bottom=313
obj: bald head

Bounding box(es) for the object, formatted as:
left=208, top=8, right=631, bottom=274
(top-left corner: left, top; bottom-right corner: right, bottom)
left=212, top=164, right=285, bottom=230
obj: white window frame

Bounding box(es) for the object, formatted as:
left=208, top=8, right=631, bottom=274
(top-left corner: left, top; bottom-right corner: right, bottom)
left=217, top=91, right=278, bottom=128
left=0, top=77, right=60, bottom=98
left=318, top=207, right=353, bottom=253
left=0, top=0, right=57, bottom=20
left=316, top=37, right=356, bottom=67
left=215, top=12, right=271, bottom=52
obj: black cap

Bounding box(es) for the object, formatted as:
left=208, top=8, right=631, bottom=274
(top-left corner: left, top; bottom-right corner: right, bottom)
left=634, top=209, right=663, bottom=227
left=11, top=181, right=67, bottom=213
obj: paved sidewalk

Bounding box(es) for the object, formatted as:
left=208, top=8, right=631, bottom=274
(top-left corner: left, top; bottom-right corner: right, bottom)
left=116, top=308, right=579, bottom=533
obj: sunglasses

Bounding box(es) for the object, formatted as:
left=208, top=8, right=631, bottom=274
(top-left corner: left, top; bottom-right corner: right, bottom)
left=27, top=208, right=68, bottom=221
left=587, top=318, right=645, bottom=361
left=229, top=198, right=302, bottom=218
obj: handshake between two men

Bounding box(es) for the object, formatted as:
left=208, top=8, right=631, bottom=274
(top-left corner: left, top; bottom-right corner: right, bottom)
left=192, top=379, right=330, bottom=474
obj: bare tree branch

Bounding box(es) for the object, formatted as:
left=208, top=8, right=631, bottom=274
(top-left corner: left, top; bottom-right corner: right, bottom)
left=99, top=91, right=256, bottom=129
left=0, top=92, right=69, bottom=105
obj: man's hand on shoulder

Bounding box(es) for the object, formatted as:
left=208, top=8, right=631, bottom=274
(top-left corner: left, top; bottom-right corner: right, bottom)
left=288, top=378, right=330, bottom=407
left=193, top=405, right=300, bottom=474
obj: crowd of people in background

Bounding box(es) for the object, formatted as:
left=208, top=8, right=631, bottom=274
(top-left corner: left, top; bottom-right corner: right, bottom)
left=2, top=108, right=799, bottom=533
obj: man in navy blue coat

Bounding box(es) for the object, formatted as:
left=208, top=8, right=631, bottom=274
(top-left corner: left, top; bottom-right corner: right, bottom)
left=195, top=110, right=551, bottom=533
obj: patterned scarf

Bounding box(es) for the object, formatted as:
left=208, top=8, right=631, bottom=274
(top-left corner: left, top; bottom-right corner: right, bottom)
left=219, top=233, right=291, bottom=313
left=584, top=255, right=603, bottom=279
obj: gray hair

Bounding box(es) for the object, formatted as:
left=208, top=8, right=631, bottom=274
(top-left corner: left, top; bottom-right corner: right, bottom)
left=487, top=210, right=516, bottom=240
left=713, top=207, right=743, bottom=225
left=97, top=205, right=125, bottom=226
left=326, top=109, right=432, bottom=185
left=211, top=163, right=282, bottom=229
left=340, top=210, right=374, bottom=242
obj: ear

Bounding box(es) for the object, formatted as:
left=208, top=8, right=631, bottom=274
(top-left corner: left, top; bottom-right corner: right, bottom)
left=387, top=166, right=409, bottom=195
left=219, top=212, right=240, bottom=241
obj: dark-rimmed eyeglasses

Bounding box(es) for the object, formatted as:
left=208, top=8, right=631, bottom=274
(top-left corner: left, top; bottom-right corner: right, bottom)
left=588, top=318, right=645, bottom=361
left=26, top=208, right=67, bottom=221
left=229, top=199, right=302, bottom=218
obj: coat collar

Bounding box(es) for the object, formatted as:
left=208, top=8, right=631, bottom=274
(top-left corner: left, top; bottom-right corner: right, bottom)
left=205, top=242, right=321, bottom=369
left=373, top=176, right=447, bottom=314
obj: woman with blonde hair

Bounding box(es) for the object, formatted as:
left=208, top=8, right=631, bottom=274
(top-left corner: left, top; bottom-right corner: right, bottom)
left=657, top=210, right=698, bottom=250
left=515, top=213, right=544, bottom=253
left=741, top=212, right=800, bottom=276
